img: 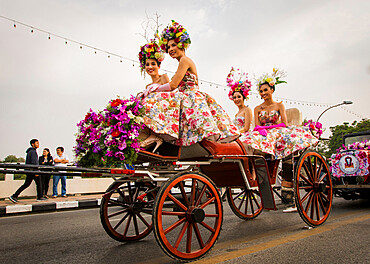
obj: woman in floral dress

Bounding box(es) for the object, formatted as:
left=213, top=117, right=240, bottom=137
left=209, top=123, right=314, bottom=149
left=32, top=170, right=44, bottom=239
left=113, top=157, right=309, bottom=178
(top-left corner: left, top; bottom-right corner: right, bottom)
left=141, top=20, right=239, bottom=147
left=241, top=68, right=318, bottom=211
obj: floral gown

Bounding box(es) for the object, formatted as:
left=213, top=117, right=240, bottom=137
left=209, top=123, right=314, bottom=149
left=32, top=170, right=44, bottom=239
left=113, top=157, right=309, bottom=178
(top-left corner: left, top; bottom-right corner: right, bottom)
left=240, top=110, right=318, bottom=159
left=141, top=72, right=240, bottom=146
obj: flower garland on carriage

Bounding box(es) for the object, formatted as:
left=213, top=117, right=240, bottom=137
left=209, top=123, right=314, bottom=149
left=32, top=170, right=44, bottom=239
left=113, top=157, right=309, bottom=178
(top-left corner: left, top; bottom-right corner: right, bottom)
left=74, top=96, right=145, bottom=167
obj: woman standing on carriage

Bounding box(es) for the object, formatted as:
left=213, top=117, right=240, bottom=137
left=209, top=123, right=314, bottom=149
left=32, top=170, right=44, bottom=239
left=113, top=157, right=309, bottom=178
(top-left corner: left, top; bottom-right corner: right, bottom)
left=240, top=68, right=318, bottom=212
left=140, top=20, right=239, bottom=151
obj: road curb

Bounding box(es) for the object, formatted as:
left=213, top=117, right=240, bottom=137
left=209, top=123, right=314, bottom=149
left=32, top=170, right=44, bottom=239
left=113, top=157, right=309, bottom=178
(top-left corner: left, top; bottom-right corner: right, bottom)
left=0, top=198, right=102, bottom=216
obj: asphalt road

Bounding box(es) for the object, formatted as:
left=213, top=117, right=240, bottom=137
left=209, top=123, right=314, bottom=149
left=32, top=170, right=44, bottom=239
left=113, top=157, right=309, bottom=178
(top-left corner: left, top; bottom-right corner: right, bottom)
left=1, top=197, right=369, bottom=264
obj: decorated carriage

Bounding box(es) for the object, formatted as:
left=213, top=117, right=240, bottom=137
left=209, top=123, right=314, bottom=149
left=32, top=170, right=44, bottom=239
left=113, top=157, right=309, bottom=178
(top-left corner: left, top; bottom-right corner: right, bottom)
left=0, top=137, right=332, bottom=261
left=331, top=130, right=370, bottom=200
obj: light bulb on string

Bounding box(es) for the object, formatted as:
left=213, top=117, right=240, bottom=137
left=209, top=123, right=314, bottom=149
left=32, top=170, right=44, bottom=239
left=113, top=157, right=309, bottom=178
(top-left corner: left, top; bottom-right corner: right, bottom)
left=65, top=40, right=68, bottom=44
left=13, top=22, right=16, bottom=28
left=80, top=46, right=82, bottom=49
left=30, top=28, right=34, bottom=33
left=48, top=34, right=51, bottom=40
left=108, top=55, right=110, bottom=58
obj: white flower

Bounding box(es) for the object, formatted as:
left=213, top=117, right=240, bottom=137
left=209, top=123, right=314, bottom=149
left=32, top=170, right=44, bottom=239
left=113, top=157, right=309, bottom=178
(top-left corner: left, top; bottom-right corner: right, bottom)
left=127, top=110, right=135, bottom=119
left=126, top=101, right=135, bottom=106
left=135, top=116, right=144, bottom=124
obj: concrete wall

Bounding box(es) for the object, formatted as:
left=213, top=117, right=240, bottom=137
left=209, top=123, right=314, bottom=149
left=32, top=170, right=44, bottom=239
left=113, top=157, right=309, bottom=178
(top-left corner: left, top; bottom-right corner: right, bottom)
left=0, top=174, right=114, bottom=198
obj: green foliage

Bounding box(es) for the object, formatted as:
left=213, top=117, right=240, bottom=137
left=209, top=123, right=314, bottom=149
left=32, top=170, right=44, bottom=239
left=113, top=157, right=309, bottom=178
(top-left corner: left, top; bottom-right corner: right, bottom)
left=326, top=119, right=370, bottom=158
left=3, top=155, right=25, bottom=163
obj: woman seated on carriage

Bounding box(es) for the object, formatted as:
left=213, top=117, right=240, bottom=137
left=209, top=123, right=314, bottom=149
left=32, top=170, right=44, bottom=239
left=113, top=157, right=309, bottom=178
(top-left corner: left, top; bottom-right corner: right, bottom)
left=237, top=68, right=319, bottom=211
left=138, top=20, right=239, bottom=152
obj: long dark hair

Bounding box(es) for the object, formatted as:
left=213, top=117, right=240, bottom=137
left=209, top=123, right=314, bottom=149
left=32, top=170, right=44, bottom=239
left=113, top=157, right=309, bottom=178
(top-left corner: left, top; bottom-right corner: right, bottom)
left=43, top=148, right=51, bottom=158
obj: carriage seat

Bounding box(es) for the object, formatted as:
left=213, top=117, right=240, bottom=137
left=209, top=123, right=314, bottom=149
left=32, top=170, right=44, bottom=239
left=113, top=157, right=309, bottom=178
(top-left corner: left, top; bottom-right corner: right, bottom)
left=286, top=108, right=302, bottom=126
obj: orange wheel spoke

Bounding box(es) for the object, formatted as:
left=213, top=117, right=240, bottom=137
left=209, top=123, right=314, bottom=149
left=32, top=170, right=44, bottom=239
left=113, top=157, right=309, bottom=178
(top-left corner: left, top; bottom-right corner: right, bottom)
left=186, top=223, right=193, bottom=253
left=244, top=192, right=249, bottom=214
left=303, top=161, right=315, bottom=183
left=300, top=189, right=313, bottom=203
left=195, top=185, right=208, bottom=207
left=319, top=172, right=328, bottom=182
left=174, top=221, right=189, bottom=249
left=200, top=221, right=215, bottom=233
left=317, top=162, right=323, bottom=181
left=161, top=210, right=186, bottom=216
left=190, top=179, right=196, bottom=206
left=193, top=223, right=205, bottom=248
left=318, top=193, right=327, bottom=215
left=205, top=213, right=219, bottom=218
left=233, top=190, right=245, bottom=201
left=113, top=212, right=130, bottom=230
left=200, top=196, right=215, bottom=209
left=310, top=194, right=316, bottom=220
left=300, top=174, right=313, bottom=186
left=304, top=191, right=314, bottom=212
left=167, top=193, right=188, bottom=211
left=313, top=156, right=318, bottom=181
left=164, top=217, right=186, bottom=235
left=315, top=194, right=320, bottom=221
left=179, top=182, right=190, bottom=207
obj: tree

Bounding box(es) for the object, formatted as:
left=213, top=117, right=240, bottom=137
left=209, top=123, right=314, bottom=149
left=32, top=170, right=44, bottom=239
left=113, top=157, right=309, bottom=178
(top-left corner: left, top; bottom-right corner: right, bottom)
left=326, top=119, right=370, bottom=158
left=3, top=155, right=25, bottom=163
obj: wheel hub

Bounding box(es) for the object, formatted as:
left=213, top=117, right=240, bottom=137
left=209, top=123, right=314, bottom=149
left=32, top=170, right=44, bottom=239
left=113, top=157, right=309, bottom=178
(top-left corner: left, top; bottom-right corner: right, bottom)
left=314, top=182, right=326, bottom=193
left=187, top=207, right=205, bottom=223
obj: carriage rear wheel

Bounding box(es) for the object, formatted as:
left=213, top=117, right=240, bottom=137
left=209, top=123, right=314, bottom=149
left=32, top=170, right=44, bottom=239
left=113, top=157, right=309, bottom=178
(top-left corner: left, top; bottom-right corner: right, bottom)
left=153, top=172, right=223, bottom=261
left=226, top=187, right=263, bottom=220
left=294, top=150, right=333, bottom=227
left=100, top=180, right=156, bottom=241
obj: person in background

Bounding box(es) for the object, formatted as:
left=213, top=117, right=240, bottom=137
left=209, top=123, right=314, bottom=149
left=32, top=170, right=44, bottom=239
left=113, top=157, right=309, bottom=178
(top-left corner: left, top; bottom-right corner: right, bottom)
left=52, top=146, right=69, bottom=198
left=9, top=139, right=46, bottom=203
left=38, top=148, right=53, bottom=198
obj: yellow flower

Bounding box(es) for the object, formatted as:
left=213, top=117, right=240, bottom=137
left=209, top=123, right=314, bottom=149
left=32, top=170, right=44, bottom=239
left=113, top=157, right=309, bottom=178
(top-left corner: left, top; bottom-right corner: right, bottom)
left=154, top=52, right=161, bottom=59
left=273, top=68, right=277, bottom=73
left=176, top=31, right=183, bottom=38
left=266, top=77, right=272, bottom=83
left=178, top=42, right=183, bottom=48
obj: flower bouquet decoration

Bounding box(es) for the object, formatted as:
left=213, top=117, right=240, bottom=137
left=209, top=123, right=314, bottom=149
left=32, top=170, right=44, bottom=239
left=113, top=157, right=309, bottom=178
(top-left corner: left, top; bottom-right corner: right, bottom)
left=74, top=96, right=145, bottom=167
left=304, top=119, right=323, bottom=139
left=227, top=67, right=252, bottom=100
left=256, top=67, right=287, bottom=89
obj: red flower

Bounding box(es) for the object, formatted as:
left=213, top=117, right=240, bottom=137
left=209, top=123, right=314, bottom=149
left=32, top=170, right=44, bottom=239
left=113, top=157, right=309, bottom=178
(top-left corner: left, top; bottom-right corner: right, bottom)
left=112, top=130, right=121, bottom=137
left=159, top=113, right=165, bottom=120
left=175, top=38, right=180, bottom=43
left=171, top=124, right=179, bottom=133
left=85, top=113, right=91, bottom=120
left=111, top=99, right=122, bottom=107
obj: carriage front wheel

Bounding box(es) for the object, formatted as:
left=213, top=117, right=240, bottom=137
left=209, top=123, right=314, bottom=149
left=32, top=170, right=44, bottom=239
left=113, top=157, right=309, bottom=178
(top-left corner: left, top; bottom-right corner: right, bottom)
left=294, top=150, right=333, bottom=227
left=100, top=180, right=156, bottom=242
left=152, top=172, right=223, bottom=261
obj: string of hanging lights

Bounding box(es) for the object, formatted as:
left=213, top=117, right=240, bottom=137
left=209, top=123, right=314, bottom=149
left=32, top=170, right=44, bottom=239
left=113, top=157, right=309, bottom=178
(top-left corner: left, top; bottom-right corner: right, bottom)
left=1, top=15, right=367, bottom=120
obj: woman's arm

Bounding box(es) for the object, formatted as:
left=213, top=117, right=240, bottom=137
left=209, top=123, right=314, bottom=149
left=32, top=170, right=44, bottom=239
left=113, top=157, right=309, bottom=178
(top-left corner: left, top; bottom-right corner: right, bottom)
left=241, top=107, right=252, bottom=132
left=254, top=106, right=261, bottom=126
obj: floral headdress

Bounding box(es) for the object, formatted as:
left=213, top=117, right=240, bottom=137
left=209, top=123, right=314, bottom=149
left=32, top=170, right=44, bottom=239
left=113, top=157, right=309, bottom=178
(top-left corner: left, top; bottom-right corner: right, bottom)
left=227, top=67, right=251, bottom=100
left=159, top=20, right=191, bottom=51
left=138, top=39, right=165, bottom=74
left=256, top=68, right=287, bottom=91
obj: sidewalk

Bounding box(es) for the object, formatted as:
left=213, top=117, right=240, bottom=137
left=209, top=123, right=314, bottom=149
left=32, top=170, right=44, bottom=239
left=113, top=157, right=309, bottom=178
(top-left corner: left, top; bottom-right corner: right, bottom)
left=0, top=194, right=103, bottom=216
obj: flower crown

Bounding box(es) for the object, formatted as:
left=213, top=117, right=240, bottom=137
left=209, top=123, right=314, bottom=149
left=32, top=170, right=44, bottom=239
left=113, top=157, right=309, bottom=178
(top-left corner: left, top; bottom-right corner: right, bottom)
left=138, top=39, right=165, bottom=73
left=227, top=67, right=251, bottom=100
left=256, top=68, right=287, bottom=90
left=159, top=20, right=191, bottom=51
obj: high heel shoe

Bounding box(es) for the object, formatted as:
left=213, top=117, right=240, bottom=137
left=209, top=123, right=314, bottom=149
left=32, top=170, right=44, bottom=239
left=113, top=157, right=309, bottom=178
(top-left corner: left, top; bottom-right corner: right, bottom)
left=140, top=134, right=163, bottom=153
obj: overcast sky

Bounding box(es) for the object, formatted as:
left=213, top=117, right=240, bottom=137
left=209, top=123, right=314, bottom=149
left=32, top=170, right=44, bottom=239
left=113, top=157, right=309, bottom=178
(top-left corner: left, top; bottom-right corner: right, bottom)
left=0, top=0, right=369, bottom=161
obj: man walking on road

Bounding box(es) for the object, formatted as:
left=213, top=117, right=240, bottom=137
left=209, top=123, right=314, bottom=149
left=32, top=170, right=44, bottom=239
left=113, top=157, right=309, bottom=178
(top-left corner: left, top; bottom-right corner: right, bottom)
left=9, top=139, right=46, bottom=203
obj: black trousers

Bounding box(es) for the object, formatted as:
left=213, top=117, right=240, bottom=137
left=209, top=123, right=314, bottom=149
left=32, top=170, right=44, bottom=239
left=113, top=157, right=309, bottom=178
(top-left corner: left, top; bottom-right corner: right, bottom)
left=13, top=174, right=42, bottom=199
left=41, top=175, right=51, bottom=195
